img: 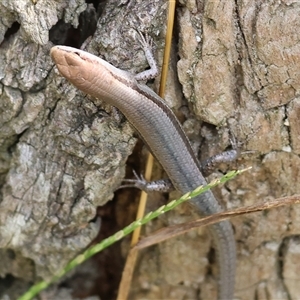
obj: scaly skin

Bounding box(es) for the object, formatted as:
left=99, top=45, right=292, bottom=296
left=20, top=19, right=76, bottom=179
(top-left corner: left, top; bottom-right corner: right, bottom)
left=50, top=45, right=236, bottom=299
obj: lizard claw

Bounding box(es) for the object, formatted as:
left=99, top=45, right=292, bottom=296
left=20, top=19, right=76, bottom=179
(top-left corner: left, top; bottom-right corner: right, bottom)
left=136, top=30, right=153, bottom=50
left=118, top=170, right=174, bottom=193
left=118, top=170, right=149, bottom=191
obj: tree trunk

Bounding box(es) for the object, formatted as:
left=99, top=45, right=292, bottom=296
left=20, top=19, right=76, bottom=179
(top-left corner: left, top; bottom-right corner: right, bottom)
left=0, top=0, right=299, bottom=299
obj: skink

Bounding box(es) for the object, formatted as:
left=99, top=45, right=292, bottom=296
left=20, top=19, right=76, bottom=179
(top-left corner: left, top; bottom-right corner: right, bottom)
left=50, top=45, right=236, bottom=299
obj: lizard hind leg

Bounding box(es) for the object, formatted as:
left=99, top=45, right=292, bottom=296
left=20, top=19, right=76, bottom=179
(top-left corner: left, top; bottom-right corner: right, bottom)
left=119, top=170, right=174, bottom=193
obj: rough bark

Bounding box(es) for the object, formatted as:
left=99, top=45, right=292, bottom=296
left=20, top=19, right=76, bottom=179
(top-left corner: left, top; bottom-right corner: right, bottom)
left=0, top=0, right=300, bottom=299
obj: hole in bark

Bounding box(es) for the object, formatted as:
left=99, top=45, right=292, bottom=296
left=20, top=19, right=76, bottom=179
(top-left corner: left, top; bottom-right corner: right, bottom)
left=49, top=20, right=72, bottom=46
left=277, top=239, right=286, bottom=280
left=207, top=246, right=215, bottom=276
left=86, top=0, right=104, bottom=11
left=0, top=274, right=34, bottom=299
left=6, top=249, right=16, bottom=260
left=49, top=3, right=98, bottom=48
left=0, top=274, right=15, bottom=293
left=4, top=22, right=20, bottom=39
